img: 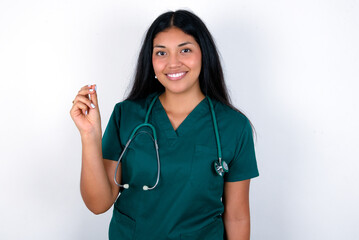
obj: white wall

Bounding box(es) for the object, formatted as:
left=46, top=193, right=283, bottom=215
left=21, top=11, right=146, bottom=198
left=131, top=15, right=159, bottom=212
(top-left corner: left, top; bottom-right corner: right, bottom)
left=1, top=0, right=358, bottom=239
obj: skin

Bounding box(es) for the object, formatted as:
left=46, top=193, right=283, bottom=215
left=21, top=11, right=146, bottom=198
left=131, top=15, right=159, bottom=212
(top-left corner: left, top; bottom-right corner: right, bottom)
left=70, top=84, right=120, bottom=214
left=70, top=27, right=252, bottom=240
left=152, top=27, right=205, bottom=130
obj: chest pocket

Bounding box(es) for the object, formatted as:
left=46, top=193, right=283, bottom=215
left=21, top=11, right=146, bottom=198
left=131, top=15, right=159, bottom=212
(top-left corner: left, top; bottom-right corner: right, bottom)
left=121, top=130, right=159, bottom=189
left=189, top=144, right=225, bottom=195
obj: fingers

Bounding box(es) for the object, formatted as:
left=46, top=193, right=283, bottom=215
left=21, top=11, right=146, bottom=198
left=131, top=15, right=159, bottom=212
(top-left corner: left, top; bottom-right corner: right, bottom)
left=73, top=95, right=95, bottom=110
left=72, top=84, right=98, bottom=115
left=89, top=84, right=98, bottom=106
left=75, top=101, right=89, bottom=116
left=77, top=84, right=96, bottom=98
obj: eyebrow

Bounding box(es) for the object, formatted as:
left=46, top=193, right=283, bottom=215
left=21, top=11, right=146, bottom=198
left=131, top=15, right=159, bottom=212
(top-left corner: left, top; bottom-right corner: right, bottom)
left=153, top=41, right=194, bottom=49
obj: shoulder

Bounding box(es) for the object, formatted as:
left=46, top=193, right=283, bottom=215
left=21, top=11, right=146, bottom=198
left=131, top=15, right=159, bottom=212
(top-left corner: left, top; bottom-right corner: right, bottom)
left=213, top=100, right=251, bottom=133
left=114, top=98, right=145, bottom=112
left=112, top=92, right=160, bottom=116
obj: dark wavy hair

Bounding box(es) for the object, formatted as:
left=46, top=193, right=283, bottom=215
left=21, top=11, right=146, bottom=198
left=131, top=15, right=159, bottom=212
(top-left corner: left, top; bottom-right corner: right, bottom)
left=125, top=9, right=255, bottom=133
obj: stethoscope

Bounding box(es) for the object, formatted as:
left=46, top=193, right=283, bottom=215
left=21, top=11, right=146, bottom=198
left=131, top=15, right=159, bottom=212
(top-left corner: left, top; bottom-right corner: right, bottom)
left=114, top=93, right=229, bottom=191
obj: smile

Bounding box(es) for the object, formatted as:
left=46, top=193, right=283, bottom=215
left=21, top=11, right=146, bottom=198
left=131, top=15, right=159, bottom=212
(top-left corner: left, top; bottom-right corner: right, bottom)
left=166, top=72, right=187, bottom=80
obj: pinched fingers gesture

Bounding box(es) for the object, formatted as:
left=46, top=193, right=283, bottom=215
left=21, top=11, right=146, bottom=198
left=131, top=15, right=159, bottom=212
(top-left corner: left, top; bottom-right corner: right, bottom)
left=70, top=84, right=101, bottom=136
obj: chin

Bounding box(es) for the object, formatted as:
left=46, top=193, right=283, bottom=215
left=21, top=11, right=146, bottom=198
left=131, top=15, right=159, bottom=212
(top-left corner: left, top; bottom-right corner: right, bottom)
left=161, top=80, right=200, bottom=95
left=165, top=88, right=187, bottom=95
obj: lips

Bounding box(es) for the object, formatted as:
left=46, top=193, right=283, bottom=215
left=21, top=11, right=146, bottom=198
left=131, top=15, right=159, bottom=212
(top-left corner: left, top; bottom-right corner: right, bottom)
left=166, top=71, right=187, bottom=80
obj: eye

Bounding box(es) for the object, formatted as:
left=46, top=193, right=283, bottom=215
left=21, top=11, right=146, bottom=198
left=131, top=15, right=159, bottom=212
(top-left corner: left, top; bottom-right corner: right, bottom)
left=181, top=48, right=191, bottom=53
left=155, top=51, right=166, bottom=56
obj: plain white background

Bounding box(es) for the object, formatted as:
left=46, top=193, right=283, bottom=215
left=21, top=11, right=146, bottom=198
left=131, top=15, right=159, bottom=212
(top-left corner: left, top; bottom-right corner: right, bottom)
left=1, top=0, right=358, bottom=239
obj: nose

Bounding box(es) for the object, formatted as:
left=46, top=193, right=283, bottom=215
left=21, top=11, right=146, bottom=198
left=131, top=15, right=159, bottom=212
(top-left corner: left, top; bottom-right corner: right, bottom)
left=167, top=53, right=182, bottom=69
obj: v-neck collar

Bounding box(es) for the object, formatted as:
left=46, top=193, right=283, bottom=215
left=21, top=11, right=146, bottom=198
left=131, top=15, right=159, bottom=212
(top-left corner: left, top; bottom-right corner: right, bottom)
left=152, top=95, right=208, bottom=139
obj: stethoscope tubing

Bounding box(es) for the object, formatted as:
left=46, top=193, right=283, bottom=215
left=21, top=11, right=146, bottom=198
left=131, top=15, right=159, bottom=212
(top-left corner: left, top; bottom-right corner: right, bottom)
left=114, top=95, right=160, bottom=190
left=113, top=93, right=227, bottom=190
left=206, top=97, right=223, bottom=164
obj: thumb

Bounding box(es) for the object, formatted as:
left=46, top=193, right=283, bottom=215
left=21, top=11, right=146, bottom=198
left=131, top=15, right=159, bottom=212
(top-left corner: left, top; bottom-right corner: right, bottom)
left=90, top=84, right=99, bottom=107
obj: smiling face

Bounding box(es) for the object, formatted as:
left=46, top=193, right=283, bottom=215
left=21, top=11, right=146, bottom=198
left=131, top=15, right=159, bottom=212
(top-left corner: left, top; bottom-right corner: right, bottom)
left=152, top=27, right=202, bottom=95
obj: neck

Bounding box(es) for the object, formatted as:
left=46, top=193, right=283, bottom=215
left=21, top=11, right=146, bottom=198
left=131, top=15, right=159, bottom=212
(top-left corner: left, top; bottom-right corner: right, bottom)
left=159, top=90, right=205, bottom=114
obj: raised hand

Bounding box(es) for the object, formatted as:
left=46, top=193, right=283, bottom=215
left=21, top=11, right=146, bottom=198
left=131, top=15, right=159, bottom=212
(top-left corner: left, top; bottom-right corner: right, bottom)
left=70, top=84, right=101, bottom=137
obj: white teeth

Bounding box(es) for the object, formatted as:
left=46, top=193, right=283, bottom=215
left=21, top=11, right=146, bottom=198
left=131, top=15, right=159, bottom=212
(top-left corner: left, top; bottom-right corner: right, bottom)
left=167, top=72, right=185, bottom=78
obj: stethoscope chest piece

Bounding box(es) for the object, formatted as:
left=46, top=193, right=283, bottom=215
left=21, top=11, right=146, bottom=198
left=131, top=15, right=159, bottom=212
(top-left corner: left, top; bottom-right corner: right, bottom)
left=214, top=159, right=229, bottom=177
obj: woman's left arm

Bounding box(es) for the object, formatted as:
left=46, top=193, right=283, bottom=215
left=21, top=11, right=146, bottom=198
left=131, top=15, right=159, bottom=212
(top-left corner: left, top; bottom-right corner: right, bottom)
left=222, top=179, right=251, bottom=240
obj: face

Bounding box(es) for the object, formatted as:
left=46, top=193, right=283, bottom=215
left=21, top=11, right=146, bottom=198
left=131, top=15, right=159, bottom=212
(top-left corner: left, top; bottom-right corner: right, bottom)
left=152, top=27, right=202, bottom=95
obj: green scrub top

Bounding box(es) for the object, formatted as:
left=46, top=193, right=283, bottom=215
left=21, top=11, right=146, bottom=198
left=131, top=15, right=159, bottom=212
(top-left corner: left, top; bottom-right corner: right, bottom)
left=102, top=92, right=259, bottom=240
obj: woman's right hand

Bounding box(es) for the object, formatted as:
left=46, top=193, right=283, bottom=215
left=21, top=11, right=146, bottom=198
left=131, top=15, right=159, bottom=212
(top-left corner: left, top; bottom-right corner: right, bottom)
left=71, top=85, right=118, bottom=213
left=70, top=84, right=101, bottom=137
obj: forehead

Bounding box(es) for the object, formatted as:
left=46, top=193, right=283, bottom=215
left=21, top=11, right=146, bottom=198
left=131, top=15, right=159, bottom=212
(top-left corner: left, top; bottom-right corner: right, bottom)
left=153, top=27, right=198, bottom=46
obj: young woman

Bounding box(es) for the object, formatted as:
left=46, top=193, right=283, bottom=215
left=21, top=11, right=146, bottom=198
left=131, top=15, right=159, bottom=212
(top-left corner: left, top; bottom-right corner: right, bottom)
left=70, top=9, right=259, bottom=240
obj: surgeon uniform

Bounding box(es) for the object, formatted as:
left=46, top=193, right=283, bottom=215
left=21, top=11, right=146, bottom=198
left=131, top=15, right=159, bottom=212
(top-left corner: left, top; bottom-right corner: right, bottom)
left=102, top=92, right=259, bottom=240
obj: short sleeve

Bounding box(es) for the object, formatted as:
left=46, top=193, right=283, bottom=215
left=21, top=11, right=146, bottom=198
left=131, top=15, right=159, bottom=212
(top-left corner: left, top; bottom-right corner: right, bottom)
left=102, top=103, right=123, bottom=161
left=224, top=118, right=259, bottom=182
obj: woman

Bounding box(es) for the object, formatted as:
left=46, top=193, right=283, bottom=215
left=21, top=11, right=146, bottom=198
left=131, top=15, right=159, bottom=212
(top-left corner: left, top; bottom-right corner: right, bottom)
left=70, top=9, right=259, bottom=240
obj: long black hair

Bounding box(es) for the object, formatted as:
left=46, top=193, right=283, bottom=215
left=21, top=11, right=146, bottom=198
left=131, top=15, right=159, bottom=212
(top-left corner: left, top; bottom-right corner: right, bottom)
left=125, top=10, right=229, bottom=103
left=125, top=9, right=255, bottom=133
